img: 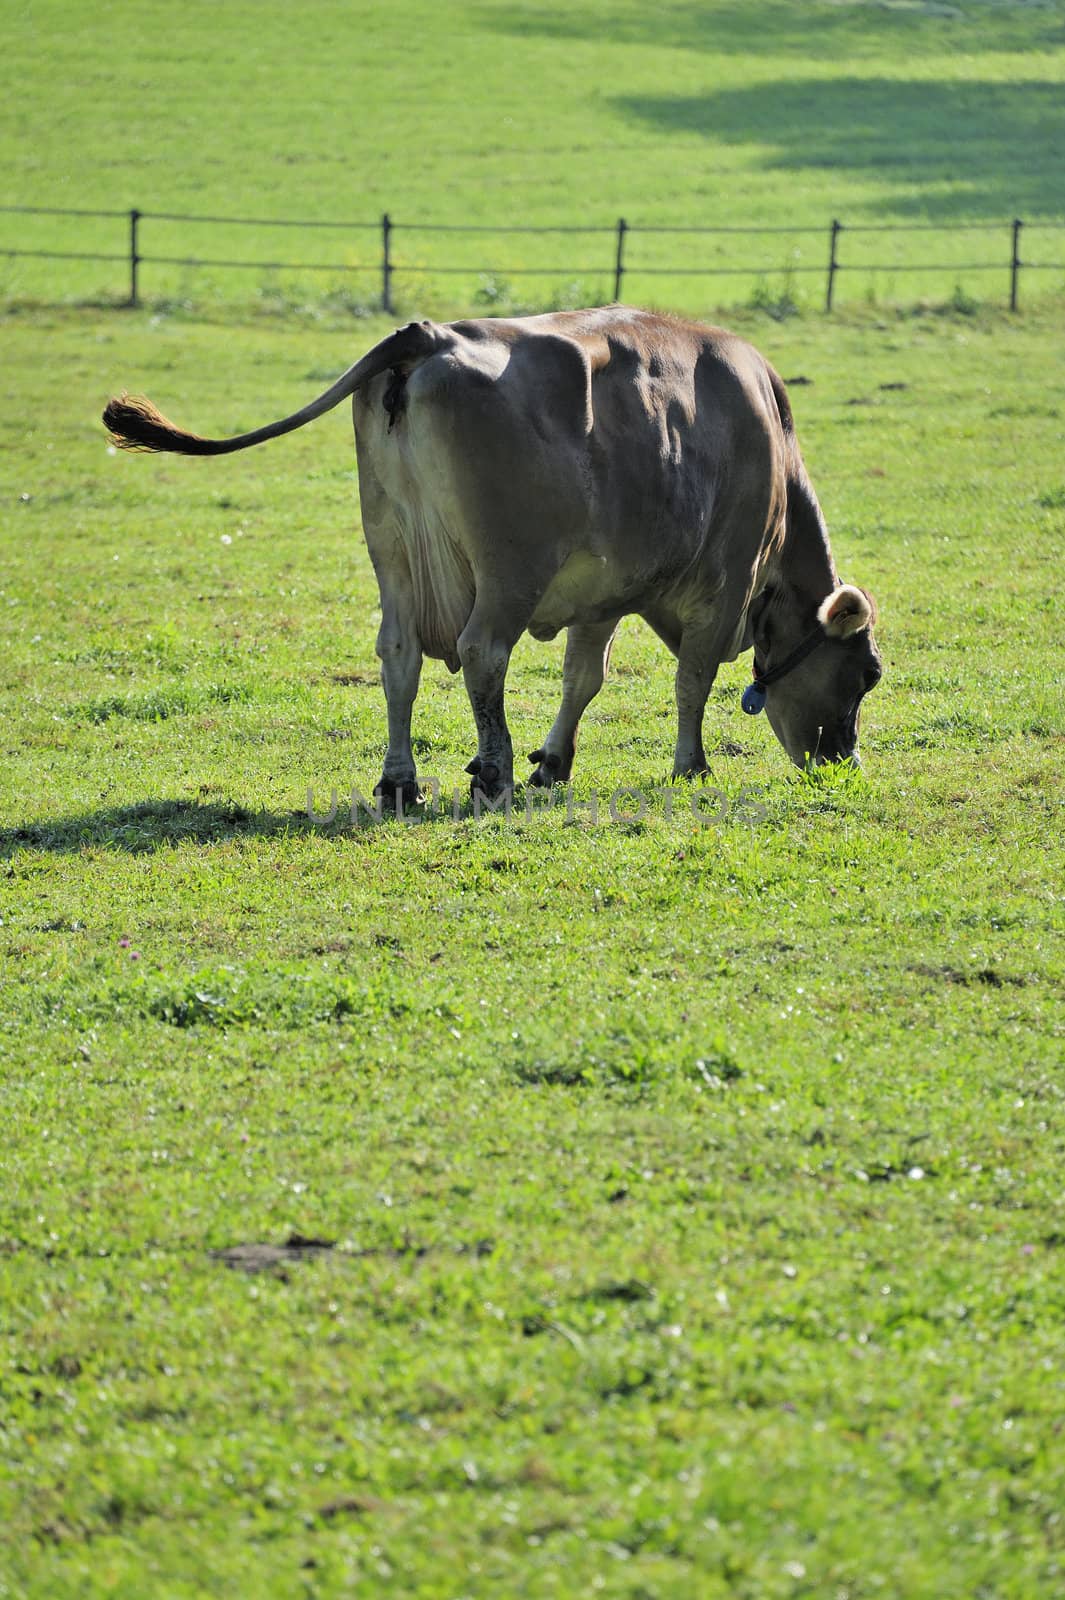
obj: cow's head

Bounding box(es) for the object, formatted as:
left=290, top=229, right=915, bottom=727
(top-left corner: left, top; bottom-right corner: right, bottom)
left=748, top=584, right=881, bottom=767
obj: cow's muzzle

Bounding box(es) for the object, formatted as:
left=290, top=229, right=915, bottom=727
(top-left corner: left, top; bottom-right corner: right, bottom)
left=808, top=707, right=861, bottom=767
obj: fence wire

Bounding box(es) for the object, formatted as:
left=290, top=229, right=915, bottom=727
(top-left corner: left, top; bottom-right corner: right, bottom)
left=2, top=205, right=1062, bottom=312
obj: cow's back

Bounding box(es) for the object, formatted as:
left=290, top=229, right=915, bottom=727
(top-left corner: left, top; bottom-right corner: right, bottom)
left=353, top=307, right=788, bottom=659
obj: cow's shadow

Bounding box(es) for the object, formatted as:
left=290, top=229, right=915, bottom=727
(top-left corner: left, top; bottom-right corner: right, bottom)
left=0, top=791, right=530, bottom=855
left=0, top=798, right=328, bottom=858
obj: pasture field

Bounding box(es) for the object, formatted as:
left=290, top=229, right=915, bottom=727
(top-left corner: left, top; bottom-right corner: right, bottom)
left=0, top=296, right=1063, bottom=1597
left=3, top=0, right=1065, bottom=313
left=2, top=0, right=1065, bottom=1593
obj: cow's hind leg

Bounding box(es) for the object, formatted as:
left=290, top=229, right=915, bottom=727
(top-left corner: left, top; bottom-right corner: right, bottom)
left=457, top=603, right=523, bottom=799
left=528, top=619, right=619, bottom=786
left=373, top=567, right=423, bottom=809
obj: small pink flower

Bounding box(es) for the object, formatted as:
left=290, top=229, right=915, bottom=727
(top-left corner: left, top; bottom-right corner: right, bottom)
left=129, top=950, right=141, bottom=961
left=118, top=936, right=131, bottom=948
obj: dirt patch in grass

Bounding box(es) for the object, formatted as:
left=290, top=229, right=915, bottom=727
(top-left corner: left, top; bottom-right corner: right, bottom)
left=211, top=1233, right=337, bottom=1273
left=909, top=963, right=1029, bottom=988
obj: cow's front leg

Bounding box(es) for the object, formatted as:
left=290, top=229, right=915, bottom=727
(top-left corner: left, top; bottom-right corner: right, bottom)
left=528, top=619, right=620, bottom=786
left=374, top=574, right=423, bottom=810
left=457, top=607, right=519, bottom=798
left=672, top=594, right=753, bottom=777
left=673, top=621, right=721, bottom=779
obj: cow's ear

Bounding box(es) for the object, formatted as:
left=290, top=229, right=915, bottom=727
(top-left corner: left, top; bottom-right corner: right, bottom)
left=818, top=584, right=875, bottom=639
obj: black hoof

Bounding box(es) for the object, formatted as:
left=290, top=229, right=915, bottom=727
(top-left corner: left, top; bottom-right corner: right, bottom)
left=374, top=778, right=423, bottom=811
left=470, top=761, right=505, bottom=800
left=527, top=748, right=564, bottom=788
left=672, top=755, right=710, bottom=781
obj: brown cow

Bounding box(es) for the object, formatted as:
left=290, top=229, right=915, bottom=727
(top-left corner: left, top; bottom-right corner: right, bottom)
left=104, top=307, right=881, bottom=800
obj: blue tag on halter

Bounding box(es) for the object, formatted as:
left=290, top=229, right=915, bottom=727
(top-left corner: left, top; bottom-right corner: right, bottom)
left=741, top=682, right=767, bottom=715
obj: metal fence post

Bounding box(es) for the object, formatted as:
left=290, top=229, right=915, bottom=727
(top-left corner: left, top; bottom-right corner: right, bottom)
left=381, top=212, right=393, bottom=314
left=1010, top=217, right=1023, bottom=312
left=825, top=218, right=841, bottom=312
left=614, top=217, right=628, bottom=302
left=129, top=207, right=141, bottom=307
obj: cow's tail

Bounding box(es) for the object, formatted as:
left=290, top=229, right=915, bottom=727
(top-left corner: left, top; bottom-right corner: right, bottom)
left=103, top=320, right=445, bottom=455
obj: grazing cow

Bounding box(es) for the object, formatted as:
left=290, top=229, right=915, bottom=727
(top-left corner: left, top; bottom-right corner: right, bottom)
left=103, top=307, right=881, bottom=800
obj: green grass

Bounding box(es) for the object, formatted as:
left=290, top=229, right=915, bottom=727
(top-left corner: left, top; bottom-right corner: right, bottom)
left=2, top=0, right=1065, bottom=314
left=1, top=297, right=1063, bottom=1597
left=2, top=1, right=1065, bottom=1593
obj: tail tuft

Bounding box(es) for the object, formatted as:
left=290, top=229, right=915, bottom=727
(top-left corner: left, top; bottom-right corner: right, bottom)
left=102, top=394, right=211, bottom=454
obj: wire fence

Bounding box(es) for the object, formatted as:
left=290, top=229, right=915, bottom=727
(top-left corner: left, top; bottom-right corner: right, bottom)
left=1, top=204, right=1064, bottom=313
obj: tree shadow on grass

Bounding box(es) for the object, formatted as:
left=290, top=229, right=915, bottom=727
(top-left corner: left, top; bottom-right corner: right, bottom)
left=612, top=77, right=1065, bottom=222
left=482, top=1, right=1065, bottom=61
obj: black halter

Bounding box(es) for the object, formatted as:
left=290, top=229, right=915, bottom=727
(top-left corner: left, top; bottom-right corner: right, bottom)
left=742, top=626, right=827, bottom=715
